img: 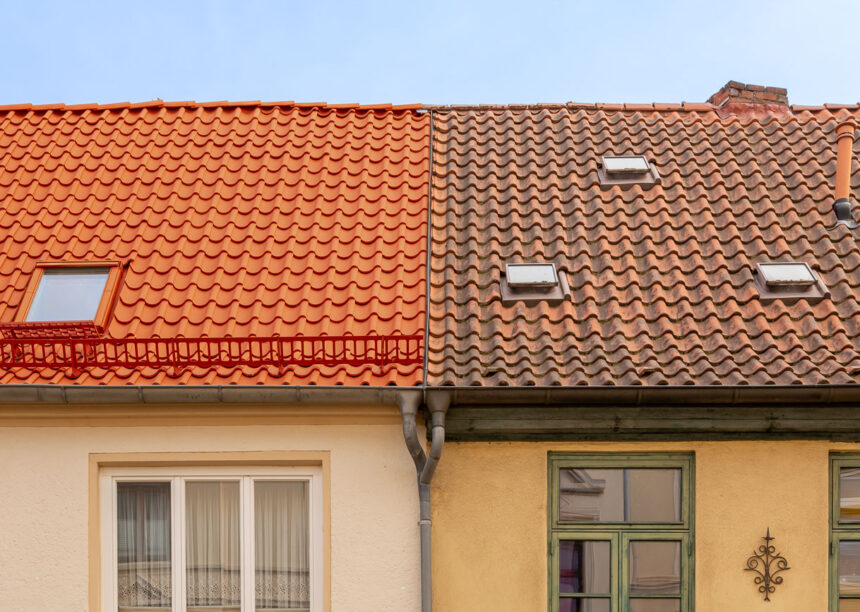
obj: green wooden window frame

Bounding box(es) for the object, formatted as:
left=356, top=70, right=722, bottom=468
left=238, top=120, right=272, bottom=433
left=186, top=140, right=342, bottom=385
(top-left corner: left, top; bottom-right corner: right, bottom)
left=548, top=453, right=695, bottom=612
left=829, top=454, right=860, bottom=611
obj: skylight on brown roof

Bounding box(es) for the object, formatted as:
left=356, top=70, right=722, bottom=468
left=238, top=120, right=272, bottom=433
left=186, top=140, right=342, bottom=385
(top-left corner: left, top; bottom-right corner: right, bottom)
left=598, top=155, right=660, bottom=189
left=500, top=263, right=569, bottom=305
left=754, top=262, right=829, bottom=303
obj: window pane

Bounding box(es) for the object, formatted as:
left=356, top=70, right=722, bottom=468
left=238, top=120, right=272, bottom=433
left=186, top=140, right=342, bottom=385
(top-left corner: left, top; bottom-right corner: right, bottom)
left=628, top=470, right=681, bottom=522
left=629, top=599, right=681, bottom=612
left=560, top=469, right=624, bottom=521
left=559, top=540, right=610, bottom=593
left=559, top=468, right=680, bottom=522
left=559, top=598, right=611, bottom=612
left=117, top=482, right=171, bottom=609
left=841, top=541, right=860, bottom=594
left=629, top=541, right=681, bottom=595
left=255, top=481, right=309, bottom=610
left=841, top=599, right=860, bottom=611
left=841, top=469, right=860, bottom=522
left=26, top=267, right=110, bottom=321
left=186, top=481, right=240, bottom=611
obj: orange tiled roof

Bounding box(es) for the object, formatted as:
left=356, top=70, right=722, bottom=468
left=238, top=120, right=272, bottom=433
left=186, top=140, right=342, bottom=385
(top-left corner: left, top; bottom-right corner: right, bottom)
left=0, top=102, right=429, bottom=386
left=427, top=103, right=860, bottom=386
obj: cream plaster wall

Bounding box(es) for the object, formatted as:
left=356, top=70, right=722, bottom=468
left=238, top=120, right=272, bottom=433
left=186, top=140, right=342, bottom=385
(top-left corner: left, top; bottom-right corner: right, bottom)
left=431, top=440, right=854, bottom=612
left=0, top=410, right=423, bottom=612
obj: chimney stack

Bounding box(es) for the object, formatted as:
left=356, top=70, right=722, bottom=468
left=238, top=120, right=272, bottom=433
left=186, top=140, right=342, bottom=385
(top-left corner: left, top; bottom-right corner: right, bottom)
left=834, top=120, right=857, bottom=226
left=708, top=80, right=788, bottom=107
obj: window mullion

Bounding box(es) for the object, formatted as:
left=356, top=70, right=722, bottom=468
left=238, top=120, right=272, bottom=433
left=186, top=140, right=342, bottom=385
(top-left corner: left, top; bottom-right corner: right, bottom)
left=242, top=476, right=254, bottom=612
left=174, top=477, right=185, bottom=612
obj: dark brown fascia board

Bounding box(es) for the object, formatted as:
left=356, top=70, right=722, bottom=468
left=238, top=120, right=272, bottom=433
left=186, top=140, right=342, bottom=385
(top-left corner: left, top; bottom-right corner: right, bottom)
left=430, top=384, right=860, bottom=406
left=0, top=383, right=857, bottom=407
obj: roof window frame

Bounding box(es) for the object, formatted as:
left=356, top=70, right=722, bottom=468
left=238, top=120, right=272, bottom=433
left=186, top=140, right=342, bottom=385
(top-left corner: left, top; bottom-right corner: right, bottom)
left=753, top=261, right=829, bottom=303
left=505, top=262, right=559, bottom=289
left=15, top=260, right=123, bottom=329
left=501, top=262, right=570, bottom=305
left=598, top=155, right=660, bottom=189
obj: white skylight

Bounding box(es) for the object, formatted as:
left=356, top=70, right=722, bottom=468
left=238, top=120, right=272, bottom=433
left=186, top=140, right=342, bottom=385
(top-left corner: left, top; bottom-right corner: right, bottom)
left=26, top=267, right=111, bottom=321
left=758, top=262, right=816, bottom=287
left=602, top=155, right=650, bottom=174
left=506, top=263, right=558, bottom=288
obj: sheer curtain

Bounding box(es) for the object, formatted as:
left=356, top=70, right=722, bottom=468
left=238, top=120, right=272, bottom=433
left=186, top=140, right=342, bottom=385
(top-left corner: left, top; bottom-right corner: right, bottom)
left=186, top=481, right=241, bottom=610
left=117, top=482, right=172, bottom=610
left=255, top=481, right=309, bottom=610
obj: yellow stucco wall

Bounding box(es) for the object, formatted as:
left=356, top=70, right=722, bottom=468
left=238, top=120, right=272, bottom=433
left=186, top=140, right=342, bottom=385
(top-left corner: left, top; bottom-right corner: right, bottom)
left=432, top=440, right=859, bottom=612
left=0, top=404, right=423, bottom=612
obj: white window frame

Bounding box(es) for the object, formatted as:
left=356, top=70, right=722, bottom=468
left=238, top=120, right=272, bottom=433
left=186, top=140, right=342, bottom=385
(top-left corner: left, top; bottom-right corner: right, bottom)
left=100, top=466, right=323, bottom=612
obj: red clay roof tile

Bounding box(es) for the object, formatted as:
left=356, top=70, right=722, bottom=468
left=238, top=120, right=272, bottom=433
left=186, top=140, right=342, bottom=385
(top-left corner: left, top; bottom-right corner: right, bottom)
left=427, top=105, right=860, bottom=387
left=0, top=103, right=429, bottom=386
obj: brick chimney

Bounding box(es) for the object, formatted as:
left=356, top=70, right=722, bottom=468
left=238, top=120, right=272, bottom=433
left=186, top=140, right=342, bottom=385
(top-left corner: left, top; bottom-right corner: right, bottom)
left=708, top=80, right=788, bottom=107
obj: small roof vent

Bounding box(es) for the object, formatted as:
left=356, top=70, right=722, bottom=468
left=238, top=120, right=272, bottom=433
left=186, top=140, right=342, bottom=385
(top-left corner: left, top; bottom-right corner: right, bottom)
left=754, top=262, right=829, bottom=303
left=501, top=262, right=569, bottom=305
left=598, top=155, right=660, bottom=189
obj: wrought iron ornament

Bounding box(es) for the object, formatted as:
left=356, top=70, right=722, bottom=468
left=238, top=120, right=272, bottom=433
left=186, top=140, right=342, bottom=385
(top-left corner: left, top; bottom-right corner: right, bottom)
left=744, top=528, right=790, bottom=601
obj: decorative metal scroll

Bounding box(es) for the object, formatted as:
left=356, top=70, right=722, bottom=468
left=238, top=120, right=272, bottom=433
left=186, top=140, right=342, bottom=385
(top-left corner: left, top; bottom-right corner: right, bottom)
left=744, top=528, right=790, bottom=601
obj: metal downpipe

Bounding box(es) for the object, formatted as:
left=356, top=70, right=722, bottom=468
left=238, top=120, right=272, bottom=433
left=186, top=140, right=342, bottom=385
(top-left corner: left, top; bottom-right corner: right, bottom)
left=398, top=390, right=450, bottom=612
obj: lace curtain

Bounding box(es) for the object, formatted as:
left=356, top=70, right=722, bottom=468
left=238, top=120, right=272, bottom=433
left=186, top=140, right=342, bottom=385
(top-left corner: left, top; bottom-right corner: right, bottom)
left=117, top=482, right=172, bottom=609
left=117, top=479, right=309, bottom=611
left=186, top=481, right=241, bottom=610
left=255, top=481, right=310, bottom=610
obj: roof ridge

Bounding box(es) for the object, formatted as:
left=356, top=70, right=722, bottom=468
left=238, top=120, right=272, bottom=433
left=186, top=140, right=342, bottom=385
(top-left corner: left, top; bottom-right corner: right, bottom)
left=0, top=100, right=424, bottom=113
left=422, top=102, right=860, bottom=112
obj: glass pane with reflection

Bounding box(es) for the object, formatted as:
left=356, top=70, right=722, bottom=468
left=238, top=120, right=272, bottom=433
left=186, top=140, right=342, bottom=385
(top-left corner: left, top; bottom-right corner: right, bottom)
left=559, top=540, right=610, bottom=593
left=841, top=469, right=860, bottom=522
left=117, top=482, right=172, bottom=610
left=559, top=598, right=611, bottom=612
left=560, top=468, right=680, bottom=522
left=186, top=481, right=241, bottom=611
left=841, top=598, right=860, bottom=611
left=27, top=267, right=110, bottom=321
left=841, top=541, right=860, bottom=594
left=560, top=469, right=624, bottom=521
left=629, top=541, right=681, bottom=595
left=627, top=470, right=681, bottom=522
left=629, top=599, right=681, bottom=612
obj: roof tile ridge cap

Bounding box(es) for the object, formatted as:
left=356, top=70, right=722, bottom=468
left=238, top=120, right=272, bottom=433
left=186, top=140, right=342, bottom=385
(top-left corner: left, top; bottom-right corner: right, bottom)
left=62, top=103, right=100, bottom=111
left=420, top=102, right=718, bottom=112
left=127, top=99, right=165, bottom=109
left=420, top=103, right=568, bottom=111
left=0, top=103, right=34, bottom=111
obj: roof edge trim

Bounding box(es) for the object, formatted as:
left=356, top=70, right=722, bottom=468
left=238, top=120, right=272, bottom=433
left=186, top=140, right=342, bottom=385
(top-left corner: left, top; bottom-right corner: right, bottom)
left=0, top=384, right=417, bottom=405
left=0, top=384, right=858, bottom=405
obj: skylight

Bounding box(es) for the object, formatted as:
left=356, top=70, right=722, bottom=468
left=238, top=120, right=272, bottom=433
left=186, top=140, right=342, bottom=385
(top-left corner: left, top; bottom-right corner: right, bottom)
left=753, top=261, right=829, bottom=303
left=598, top=155, right=660, bottom=189
left=25, top=267, right=111, bottom=322
left=500, top=262, right=569, bottom=305
left=602, top=155, right=650, bottom=174
left=758, top=262, right=816, bottom=287
left=506, top=263, right=558, bottom=288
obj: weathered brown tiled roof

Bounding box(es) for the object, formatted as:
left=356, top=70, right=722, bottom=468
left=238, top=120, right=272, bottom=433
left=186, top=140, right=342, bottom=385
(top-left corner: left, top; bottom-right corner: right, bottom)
left=427, top=103, right=860, bottom=386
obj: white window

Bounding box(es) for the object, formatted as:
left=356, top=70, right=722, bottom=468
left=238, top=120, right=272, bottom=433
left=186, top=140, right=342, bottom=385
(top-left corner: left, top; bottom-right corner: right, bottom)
left=505, top=263, right=559, bottom=288
left=100, top=466, right=323, bottom=612
left=757, top=262, right=816, bottom=287
left=601, top=155, right=650, bottom=174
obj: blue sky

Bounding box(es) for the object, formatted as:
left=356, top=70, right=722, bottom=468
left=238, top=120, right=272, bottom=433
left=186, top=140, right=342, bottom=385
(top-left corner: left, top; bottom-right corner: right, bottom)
left=3, top=0, right=859, bottom=106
